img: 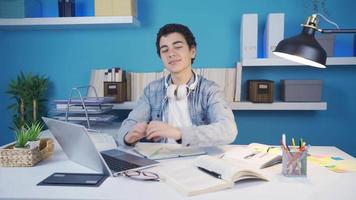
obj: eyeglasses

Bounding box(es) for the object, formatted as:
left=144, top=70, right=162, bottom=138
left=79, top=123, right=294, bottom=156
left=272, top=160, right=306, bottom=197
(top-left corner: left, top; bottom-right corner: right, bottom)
left=120, top=170, right=160, bottom=182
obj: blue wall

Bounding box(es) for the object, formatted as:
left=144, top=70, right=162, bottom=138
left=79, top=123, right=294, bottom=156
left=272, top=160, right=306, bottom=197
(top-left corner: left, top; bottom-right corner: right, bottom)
left=1, top=0, right=356, bottom=156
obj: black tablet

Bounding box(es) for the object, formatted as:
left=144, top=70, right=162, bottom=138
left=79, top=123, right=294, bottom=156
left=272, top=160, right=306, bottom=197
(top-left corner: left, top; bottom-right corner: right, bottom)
left=37, top=172, right=108, bottom=187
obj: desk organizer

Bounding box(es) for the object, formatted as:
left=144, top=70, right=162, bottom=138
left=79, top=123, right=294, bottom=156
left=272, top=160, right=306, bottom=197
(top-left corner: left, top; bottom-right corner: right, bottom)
left=0, top=138, right=54, bottom=167
left=282, top=147, right=308, bottom=176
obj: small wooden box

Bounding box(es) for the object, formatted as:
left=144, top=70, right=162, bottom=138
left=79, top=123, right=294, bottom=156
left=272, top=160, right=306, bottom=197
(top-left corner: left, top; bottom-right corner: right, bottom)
left=104, top=81, right=127, bottom=103
left=248, top=80, right=274, bottom=103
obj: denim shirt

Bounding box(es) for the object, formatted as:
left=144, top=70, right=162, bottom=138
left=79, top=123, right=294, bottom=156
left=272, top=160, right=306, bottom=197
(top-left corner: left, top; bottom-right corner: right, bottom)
left=116, top=74, right=238, bottom=147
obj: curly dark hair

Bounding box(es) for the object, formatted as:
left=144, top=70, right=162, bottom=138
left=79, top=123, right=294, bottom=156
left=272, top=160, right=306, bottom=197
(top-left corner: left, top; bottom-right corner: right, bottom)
left=156, top=23, right=197, bottom=64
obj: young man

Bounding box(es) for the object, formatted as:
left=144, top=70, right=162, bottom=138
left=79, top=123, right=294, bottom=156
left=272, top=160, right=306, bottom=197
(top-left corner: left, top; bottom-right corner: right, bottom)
left=117, top=23, right=237, bottom=147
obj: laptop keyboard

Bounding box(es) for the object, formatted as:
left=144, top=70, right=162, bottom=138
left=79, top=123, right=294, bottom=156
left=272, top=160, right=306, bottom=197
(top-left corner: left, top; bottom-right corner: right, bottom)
left=101, top=153, right=140, bottom=172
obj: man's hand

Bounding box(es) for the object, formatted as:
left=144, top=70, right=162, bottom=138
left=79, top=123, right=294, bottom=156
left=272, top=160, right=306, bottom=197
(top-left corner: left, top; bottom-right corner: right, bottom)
left=124, top=122, right=147, bottom=145
left=146, top=121, right=182, bottom=141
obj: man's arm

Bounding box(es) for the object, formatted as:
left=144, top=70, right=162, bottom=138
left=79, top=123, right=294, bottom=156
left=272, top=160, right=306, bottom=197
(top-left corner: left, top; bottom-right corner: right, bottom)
left=116, top=87, right=151, bottom=147
left=180, top=85, right=238, bottom=147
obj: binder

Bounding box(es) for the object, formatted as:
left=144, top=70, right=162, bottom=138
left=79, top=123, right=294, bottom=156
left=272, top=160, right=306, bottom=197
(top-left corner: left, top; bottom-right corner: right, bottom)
left=264, top=13, right=284, bottom=58
left=240, top=14, right=258, bottom=59
left=58, top=0, right=76, bottom=17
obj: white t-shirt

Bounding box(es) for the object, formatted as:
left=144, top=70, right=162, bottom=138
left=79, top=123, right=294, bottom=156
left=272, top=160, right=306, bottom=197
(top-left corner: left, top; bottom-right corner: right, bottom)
left=166, top=96, right=192, bottom=143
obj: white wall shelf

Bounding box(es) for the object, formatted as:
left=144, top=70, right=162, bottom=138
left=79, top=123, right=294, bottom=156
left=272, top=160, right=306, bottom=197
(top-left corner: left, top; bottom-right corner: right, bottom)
left=0, top=16, right=140, bottom=30
left=237, top=56, right=356, bottom=110
left=110, top=101, right=327, bottom=111
left=229, top=101, right=327, bottom=110
left=112, top=101, right=137, bottom=110
left=242, top=57, right=356, bottom=67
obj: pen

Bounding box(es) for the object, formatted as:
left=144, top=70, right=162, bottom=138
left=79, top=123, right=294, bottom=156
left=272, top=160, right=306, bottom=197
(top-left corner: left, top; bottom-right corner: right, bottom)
left=299, top=138, right=304, bottom=148
left=259, top=147, right=272, bottom=158
left=292, top=138, right=296, bottom=151
left=244, top=152, right=258, bottom=159
left=197, top=167, right=222, bottom=179
left=282, top=134, right=286, bottom=148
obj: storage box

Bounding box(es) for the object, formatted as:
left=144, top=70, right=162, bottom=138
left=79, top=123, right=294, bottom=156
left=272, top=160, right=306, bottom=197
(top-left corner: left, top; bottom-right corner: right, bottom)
left=248, top=80, right=274, bottom=103
left=281, top=80, right=323, bottom=102
left=95, top=0, right=136, bottom=16
left=316, top=34, right=335, bottom=57
left=104, top=81, right=127, bottom=103
left=0, top=0, right=41, bottom=18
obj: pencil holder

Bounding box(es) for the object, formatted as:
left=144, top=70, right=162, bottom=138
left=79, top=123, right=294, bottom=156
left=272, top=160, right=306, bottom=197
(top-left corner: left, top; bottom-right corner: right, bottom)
left=282, top=147, right=308, bottom=177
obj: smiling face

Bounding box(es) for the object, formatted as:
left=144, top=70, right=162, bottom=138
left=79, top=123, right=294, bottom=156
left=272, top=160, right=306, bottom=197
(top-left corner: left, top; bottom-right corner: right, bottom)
left=158, top=32, right=196, bottom=76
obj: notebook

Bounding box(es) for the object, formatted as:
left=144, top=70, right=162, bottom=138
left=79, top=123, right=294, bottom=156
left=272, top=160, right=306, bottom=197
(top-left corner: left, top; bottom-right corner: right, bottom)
left=133, top=142, right=206, bottom=160
left=42, top=117, right=159, bottom=177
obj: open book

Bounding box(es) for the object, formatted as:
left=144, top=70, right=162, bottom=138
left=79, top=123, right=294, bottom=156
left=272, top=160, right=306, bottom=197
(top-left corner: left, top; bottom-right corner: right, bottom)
left=156, top=155, right=268, bottom=196
left=133, top=142, right=206, bottom=160
left=222, top=143, right=282, bottom=169
left=88, top=132, right=117, bottom=151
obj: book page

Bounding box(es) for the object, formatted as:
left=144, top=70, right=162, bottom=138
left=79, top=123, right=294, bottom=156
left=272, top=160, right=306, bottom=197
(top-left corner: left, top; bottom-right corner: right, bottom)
left=155, top=164, right=231, bottom=196
left=133, top=142, right=206, bottom=160
left=88, top=133, right=117, bottom=151
left=152, top=155, right=268, bottom=196
left=223, top=143, right=282, bottom=169
left=195, top=155, right=268, bottom=183
left=195, top=155, right=239, bottom=182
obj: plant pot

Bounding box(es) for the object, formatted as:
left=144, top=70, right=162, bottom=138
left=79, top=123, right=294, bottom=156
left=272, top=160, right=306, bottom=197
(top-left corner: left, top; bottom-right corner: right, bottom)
left=0, top=138, right=54, bottom=167
left=13, top=145, right=30, bottom=150
left=27, top=140, right=41, bottom=149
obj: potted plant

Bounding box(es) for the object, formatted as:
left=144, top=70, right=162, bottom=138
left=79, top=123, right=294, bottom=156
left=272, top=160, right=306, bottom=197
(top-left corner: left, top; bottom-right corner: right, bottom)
left=26, top=121, right=44, bottom=149
left=14, top=127, right=30, bottom=149
left=7, top=72, right=49, bottom=129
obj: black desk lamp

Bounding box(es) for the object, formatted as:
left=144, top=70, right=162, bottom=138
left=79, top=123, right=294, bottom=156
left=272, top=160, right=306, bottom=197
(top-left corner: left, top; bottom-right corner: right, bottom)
left=273, top=14, right=356, bottom=68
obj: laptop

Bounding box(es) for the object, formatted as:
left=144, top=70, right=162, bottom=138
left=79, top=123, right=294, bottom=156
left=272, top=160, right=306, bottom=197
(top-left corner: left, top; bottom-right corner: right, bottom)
left=42, top=117, right=159, bottom=177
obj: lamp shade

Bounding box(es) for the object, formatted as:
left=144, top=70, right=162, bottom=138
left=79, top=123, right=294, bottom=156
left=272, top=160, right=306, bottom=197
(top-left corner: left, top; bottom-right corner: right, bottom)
left=273, top=26, right=327, bottom=68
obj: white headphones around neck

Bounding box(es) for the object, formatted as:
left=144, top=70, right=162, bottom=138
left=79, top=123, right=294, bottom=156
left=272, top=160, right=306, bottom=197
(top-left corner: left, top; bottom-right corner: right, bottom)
left=165, top=71, right=199, bottom=100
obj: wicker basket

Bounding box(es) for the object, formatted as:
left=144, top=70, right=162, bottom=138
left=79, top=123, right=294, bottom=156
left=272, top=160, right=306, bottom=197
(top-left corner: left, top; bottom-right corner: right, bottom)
left=0, top=138, right=54, bottom=167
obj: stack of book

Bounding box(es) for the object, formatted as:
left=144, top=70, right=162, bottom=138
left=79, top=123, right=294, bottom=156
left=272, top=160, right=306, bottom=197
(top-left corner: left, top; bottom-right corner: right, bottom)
left=129, top=71, right=165, bottom=101
left=194, top=68, right=236, bottom=102
left=88, top=68, right=127, bottom=98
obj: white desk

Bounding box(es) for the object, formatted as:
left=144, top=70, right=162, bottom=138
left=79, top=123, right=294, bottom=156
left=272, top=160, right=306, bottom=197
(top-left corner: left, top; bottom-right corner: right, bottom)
left=0, top=136, right=355, bottom=200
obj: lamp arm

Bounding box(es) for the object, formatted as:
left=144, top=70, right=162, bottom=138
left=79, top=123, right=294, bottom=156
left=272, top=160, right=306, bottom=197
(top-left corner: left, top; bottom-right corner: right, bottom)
left=320, top=29, right=356, bottom=34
